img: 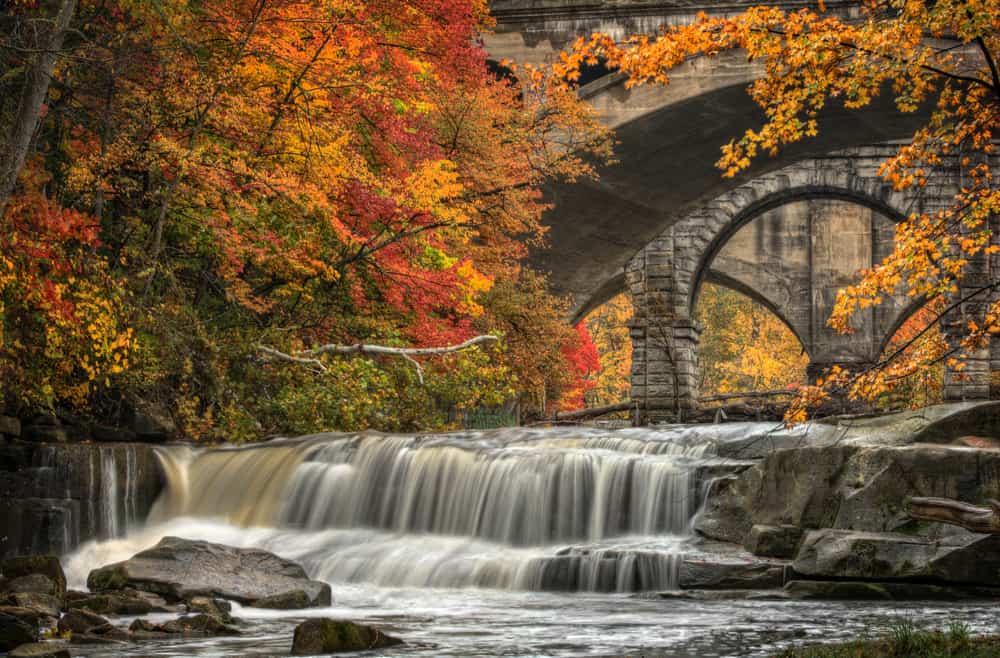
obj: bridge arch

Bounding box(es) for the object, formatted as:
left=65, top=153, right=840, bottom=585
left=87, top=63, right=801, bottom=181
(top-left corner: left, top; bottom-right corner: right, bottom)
left=624, top=147, right=974, bottom=420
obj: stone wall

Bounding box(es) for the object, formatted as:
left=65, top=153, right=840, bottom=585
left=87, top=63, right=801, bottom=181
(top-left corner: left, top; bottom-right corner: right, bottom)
left=0, top=440, right=164, bottom=558
left=626, top=146, right=998, bottom=418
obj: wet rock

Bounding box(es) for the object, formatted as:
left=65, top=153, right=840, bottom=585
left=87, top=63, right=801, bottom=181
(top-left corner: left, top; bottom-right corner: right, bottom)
left=251, top=589, right=311, bottom=610
left=20, top=427, right=69, bottom=443
left=696, top=442, right=1000, bottom=544
left=0, top=606, right=44, bottom=627
left=186, top=596, right=231, bottom=620
left=5, top=593, right=61, bottom=618
left=0, top=611, right=37, bottom=651
left=678, top=555, right=787, bottom=590
left=63, top=590, right=88, bottom=606
left=125, top=405, right=175, bottom=442
left=88, top=537, right=331, bottom=607
left=90, top=424, right=137, bottom=443
left=2, top=557, right=66, bottom=597
left=0, top=444, right=163, bottom=560
left=291, top=618, right=402, bottom=655
left=57, top=609, right=109, bottom=635
left=783, top=579, right=1000, bottom=601
left=67, top=593, right=152, bottom=616
left=5, top=575, right=59, bottom=598
left=0, top=417, right=20, bottom=438
left=744, top=524, right=803, bottom=559
left=8, top=642, right=70, bottom=658
left=129, top=614, right=239, bottom=637
left=69, top=625, right=130, bottom=645
left=793, top=529, right=1000, bottom=586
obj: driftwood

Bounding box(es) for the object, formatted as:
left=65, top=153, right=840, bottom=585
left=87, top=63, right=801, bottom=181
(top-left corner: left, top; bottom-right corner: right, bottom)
left=257, top=335, right=499, bottom=384
left=907, top=496, right=1000, bottom=534
left=698, top=390, right=796, bottom=403
left=552, top=401, right=632, bottom=421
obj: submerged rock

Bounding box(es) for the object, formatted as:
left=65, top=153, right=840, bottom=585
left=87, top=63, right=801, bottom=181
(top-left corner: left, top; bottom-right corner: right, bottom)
left=793, top=529, right=1000, bottom=586
left=291, top=618, right=402, bottom=655
left=8, top=642, right=71, bottom=658
left=87, top=536, right=331, bottom=607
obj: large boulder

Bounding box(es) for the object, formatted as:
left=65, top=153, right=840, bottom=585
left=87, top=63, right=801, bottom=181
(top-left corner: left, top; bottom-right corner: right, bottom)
left=696, top=443, right=1000, bottom=544
left=793, top=529, right=1000, bottom=586
left=87, top=537, right=331, bottom=607
left=291, top=619, right=401, bottom=655
left=1, top=557, right=66, bottom=597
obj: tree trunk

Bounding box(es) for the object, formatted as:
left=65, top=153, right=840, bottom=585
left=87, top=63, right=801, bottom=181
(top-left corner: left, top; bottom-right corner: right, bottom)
left=907, top=496, right=1000, bottom=534
left=0, top=0, right=78, bottom=218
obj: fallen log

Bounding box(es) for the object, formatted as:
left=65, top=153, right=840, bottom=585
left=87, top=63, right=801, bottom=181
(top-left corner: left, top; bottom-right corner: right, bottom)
left=907, top=496, right=1000, bottom=534
left=552, top=401, right=632, bottom=421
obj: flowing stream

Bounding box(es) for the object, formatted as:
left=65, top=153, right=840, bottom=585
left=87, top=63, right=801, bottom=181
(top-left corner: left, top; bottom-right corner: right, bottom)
left=62, top=426, right=1000, bottom=656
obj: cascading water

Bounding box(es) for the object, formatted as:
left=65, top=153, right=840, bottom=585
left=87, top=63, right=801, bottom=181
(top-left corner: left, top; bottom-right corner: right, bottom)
left=120, top=427, right=716, bottom=593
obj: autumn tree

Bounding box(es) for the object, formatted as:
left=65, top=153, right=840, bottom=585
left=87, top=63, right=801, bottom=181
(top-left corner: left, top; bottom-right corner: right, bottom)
left=558, top=0, right=1000, bottom=421
left=695, top=284, right=807, bottom=397
left=582, top=293, right=633, bottom=408
left=0, top=0, right=609, bottom=437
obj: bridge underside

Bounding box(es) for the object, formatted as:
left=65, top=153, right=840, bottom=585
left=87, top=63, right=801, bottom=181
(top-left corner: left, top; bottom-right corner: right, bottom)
left=482, top=3, right=999, bottom=419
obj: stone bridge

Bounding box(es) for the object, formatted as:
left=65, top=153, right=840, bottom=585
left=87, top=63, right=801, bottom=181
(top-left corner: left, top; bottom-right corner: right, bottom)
left=484, top=2, right=999, bottom=418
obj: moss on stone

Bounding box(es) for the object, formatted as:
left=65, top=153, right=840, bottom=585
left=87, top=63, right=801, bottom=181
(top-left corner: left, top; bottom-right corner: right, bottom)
left=291, top=618, right=402, bottom=655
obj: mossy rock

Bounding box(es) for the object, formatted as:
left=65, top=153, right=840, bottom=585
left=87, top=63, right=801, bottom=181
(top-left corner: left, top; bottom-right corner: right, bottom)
left=1, top=557, right=65, bottom=597
left=252, top=589, right=310, bottom=610
left=67, top=592, right=152, bottom=615
left=291, top=618, right=402, bottom=655
left=85, top=565, right=129, bottom=593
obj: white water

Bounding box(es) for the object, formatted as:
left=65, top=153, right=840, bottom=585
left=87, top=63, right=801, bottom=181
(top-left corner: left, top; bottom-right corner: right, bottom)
left=61, top=425, right=1000, bottom=657
left=70, top=428, right=713, bottom=593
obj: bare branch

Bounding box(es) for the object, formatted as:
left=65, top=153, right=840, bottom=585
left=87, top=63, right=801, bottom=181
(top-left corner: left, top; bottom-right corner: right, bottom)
left=256, top=335, right=500, bottom=384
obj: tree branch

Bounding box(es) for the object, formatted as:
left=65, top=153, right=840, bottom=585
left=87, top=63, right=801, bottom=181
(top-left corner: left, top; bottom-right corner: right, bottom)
left=257, top=335, right=500, bottom=384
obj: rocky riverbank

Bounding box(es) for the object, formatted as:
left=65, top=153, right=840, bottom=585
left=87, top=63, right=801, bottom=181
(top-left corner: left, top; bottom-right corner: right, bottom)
left=0, top=540, right=397, bottom=656
left=666, top=401, right=1000, bottom=601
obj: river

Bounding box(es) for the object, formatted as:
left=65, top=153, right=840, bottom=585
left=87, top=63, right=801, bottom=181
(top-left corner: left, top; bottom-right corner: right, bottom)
left=60, top=426, right=1000, bottom=656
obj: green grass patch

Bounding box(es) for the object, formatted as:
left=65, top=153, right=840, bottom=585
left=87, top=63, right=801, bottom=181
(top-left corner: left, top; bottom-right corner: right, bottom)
left=773, top=620, right=1000, bottom=658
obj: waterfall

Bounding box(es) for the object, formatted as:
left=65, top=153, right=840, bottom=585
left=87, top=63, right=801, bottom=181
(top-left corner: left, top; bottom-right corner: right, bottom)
left=138, top=427, right=717, bottom=593
left=101, top=447, right=120, bottom=539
